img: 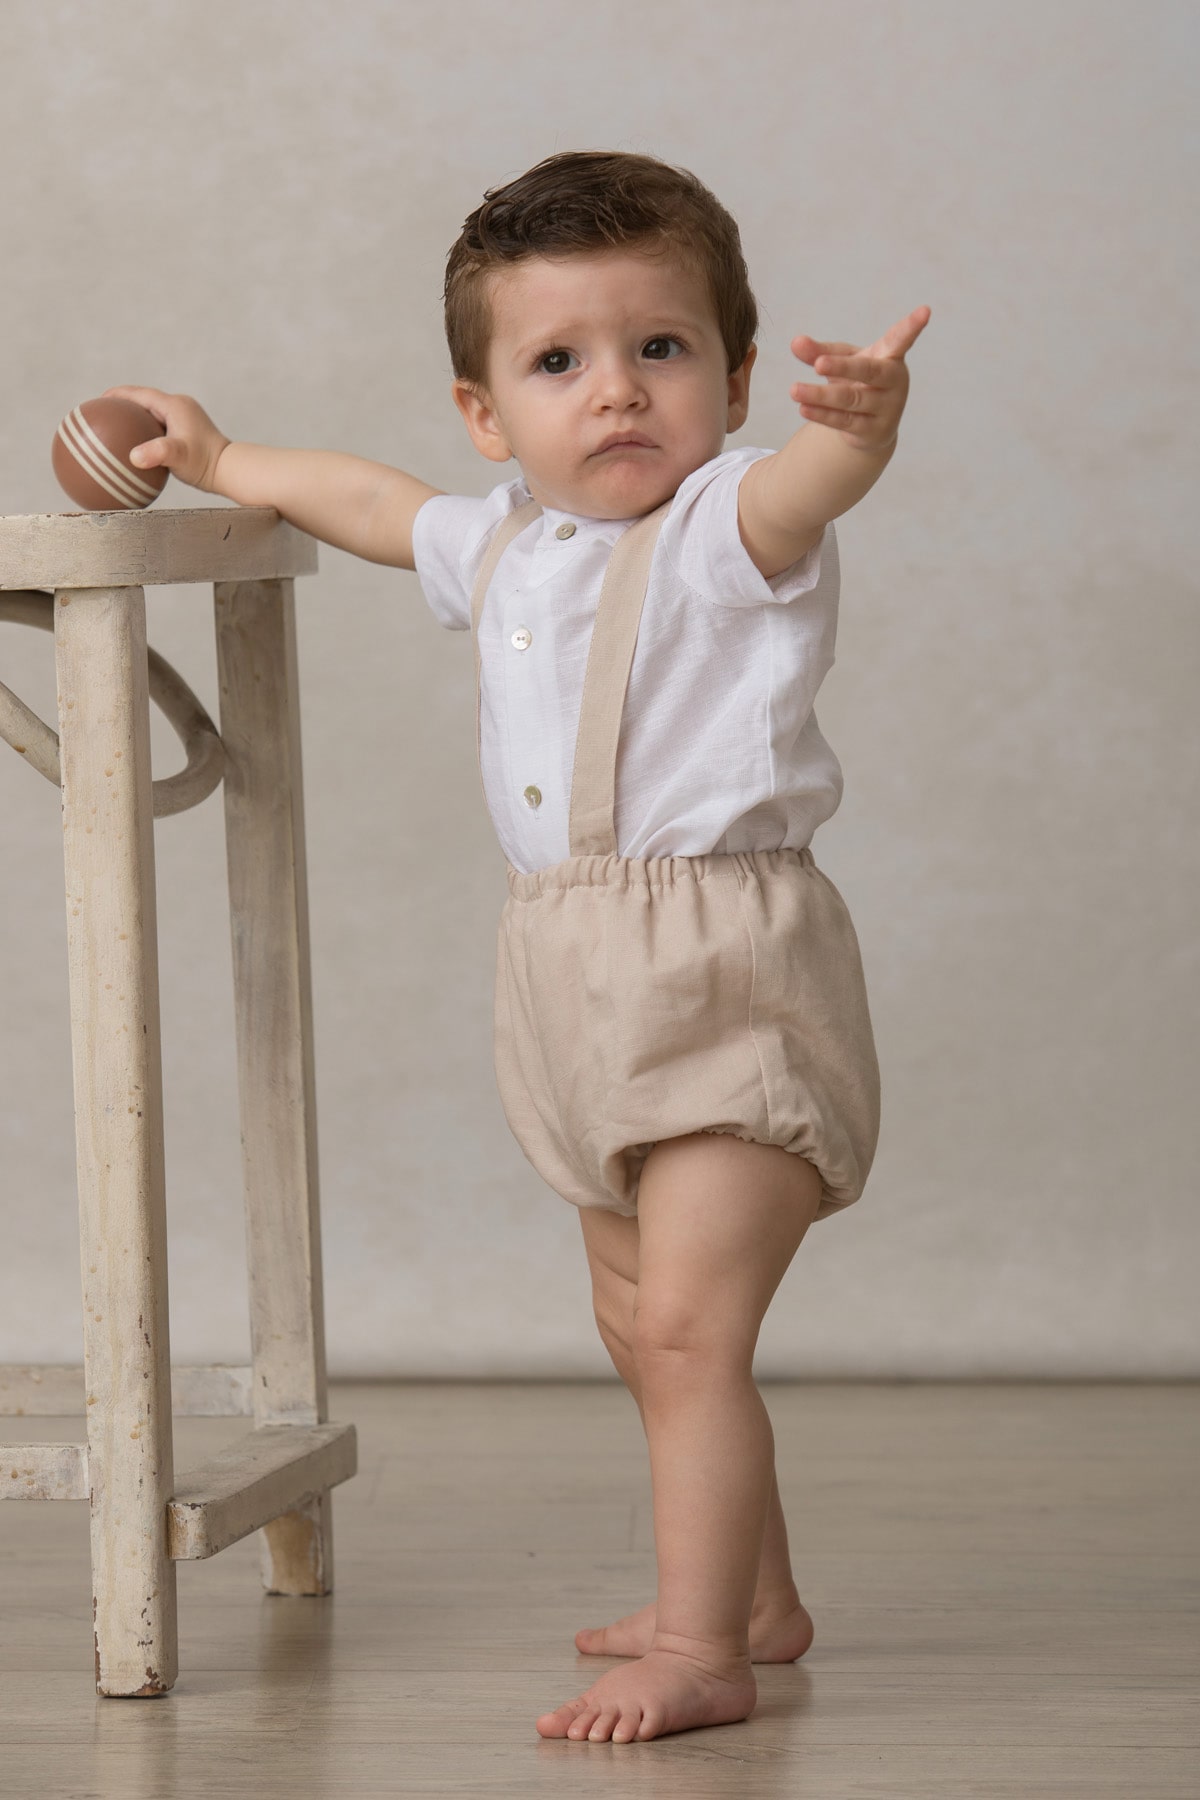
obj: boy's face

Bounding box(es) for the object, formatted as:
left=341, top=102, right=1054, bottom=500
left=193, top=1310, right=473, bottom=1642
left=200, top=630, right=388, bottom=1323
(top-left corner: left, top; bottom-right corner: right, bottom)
left=451, top=247, right=756, bottom=518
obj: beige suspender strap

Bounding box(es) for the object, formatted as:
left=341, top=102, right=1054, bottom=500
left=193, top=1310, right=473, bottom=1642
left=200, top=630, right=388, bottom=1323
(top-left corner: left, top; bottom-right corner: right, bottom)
left=469, top=498, right=542, bottom=792
left=567, top=498, right=672, bottom=858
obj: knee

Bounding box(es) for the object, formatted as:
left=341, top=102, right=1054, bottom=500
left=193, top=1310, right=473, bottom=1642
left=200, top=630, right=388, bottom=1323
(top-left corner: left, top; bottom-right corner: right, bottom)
left=632, top=1296, right=755, bottom=1377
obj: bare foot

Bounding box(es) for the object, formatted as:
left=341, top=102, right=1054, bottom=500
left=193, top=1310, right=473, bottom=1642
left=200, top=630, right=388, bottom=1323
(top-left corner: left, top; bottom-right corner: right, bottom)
left=575, top=1594, right=814, bottom=1663
left=536, top=1646, right=757, bottom=1743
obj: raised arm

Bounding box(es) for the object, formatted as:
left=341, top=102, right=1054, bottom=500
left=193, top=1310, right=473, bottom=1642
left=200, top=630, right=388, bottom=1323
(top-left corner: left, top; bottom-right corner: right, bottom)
left=101, top=386, right=443, bottom=571
left=737, top=305, right=930, bottom=582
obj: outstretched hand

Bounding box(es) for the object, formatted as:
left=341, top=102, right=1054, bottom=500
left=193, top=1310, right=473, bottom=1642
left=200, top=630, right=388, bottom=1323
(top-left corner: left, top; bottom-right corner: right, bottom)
left=790, top=305, right=930, bottom=451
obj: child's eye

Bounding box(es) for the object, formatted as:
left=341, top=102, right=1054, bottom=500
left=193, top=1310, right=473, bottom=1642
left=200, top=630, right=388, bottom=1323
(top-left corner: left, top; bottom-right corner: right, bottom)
left=643, top=337, right=685, bottom=360
left=536, top=348, right=578, bottom=375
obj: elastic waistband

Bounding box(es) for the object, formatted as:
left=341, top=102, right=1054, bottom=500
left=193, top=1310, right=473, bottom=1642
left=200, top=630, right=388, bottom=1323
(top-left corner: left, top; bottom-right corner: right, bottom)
left=504, top=846, right=816, bottom=901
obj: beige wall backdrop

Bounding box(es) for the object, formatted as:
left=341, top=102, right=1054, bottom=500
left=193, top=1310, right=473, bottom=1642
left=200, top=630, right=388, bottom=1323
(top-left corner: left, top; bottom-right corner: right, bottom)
left=0, top=1, right=1194, bottom=1377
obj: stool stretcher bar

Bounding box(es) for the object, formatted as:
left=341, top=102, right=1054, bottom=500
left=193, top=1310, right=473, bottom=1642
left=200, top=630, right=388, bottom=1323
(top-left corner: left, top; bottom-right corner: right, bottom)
left=4, top=1442, right=88, bottom=1501
left=0, top=1362, right=255, bottom=1417
left=4, top=1423, right=357, bottom=1560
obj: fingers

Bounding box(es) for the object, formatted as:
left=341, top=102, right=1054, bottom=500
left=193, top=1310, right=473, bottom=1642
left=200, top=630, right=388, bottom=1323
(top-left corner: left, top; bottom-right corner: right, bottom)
left=791, top=335, right=861, bottom=365
left=791, top=378, right=877, bottom=413
left=794, top=306, right=930, bottom=370
left=793, top=393, right=880, bottom=430
left=874, top=306, right=931, bottom=359
left=129, top=439, right=166, bottom=468
left=101, top=384, right=172, bottom=426
left=100, top=384, right=173, bottom=467
left=791, top=341, right=904, bottom=419
left=805, top=352, right=895, bottom=384
left=98, top=387, right=223, bottom=489
left=894, top=303, right=932, bottom=341
left=795, top=398, right=877, bottom=435
left=132, top=430, right=196, bottom=471
left=788, top=308, right=926, bottom=445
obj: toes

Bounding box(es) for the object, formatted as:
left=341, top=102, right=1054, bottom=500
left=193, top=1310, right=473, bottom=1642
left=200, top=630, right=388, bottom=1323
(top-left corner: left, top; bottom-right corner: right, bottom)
left=536, top=1683, right=657, bottom=1744
left=586, top=1710, right=621, bottom=1742
left=536, top=1699, right=594, bottom=1739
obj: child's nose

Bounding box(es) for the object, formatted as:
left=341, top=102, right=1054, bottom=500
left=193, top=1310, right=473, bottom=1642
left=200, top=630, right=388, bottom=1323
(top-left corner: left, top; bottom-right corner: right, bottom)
left=592, top=356, right=648, bottom=407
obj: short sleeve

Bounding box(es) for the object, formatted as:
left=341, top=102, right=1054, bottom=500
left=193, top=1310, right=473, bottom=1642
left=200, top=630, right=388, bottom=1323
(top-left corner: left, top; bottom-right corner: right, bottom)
left=659, top=446, right=833, bottom=610
left=411, top=477, right=534, bottom=631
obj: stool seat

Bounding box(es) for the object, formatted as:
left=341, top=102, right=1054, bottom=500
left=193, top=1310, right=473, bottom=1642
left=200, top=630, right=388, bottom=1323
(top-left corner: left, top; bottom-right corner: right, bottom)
left=0, top=506, right=356, bottom=1697
left=0, top=502, right=317, bottom=589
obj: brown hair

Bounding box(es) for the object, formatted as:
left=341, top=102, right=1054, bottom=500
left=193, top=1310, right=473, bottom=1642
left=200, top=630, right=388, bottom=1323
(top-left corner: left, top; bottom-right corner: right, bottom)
left=443, top=149, right=759, bottom=393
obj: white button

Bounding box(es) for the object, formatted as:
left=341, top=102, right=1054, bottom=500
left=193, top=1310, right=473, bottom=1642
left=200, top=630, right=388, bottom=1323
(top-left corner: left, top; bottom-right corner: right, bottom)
left=511, top=627, right=532, bottom=651
left=554, top=521, right=576, bottom=539
left=522, top=785, right=542, bottom=809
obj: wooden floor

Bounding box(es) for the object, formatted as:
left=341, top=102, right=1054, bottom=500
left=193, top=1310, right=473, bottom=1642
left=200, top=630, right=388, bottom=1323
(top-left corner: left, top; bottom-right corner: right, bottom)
left=1, top=1380, right=1197, bottom=1798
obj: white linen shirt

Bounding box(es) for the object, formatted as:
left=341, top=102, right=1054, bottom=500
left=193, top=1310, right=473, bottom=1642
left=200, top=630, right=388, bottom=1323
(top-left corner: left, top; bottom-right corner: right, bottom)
left=411, top=444, right=844, bottom=875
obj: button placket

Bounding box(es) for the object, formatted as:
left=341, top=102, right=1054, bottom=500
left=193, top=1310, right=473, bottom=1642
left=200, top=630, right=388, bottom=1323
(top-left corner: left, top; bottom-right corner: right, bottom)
left=507, top=617, right=536, bottom=804
left=506, top=512, right=596, bottom=846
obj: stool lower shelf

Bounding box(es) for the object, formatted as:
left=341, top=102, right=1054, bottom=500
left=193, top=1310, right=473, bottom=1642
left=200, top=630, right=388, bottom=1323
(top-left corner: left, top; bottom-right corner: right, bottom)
left=170, top=1420, right=357, bottom=1562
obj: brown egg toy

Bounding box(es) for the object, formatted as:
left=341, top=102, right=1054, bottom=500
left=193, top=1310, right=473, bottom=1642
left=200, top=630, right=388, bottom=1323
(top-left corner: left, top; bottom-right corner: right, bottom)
left=51, top=396, right=168, bottom=510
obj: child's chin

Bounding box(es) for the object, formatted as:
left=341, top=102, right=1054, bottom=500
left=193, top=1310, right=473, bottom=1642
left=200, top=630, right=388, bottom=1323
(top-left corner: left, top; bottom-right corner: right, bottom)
left=589, top=466, right=676, bottom=512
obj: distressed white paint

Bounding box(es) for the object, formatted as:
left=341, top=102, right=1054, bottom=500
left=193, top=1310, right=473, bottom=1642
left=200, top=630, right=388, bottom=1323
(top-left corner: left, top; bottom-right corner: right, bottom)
left=0, top=507, right=348, bottom=1692
left=55, top=583, right=179, bottom=1696
left=215, top=578, right=335, bottom=1594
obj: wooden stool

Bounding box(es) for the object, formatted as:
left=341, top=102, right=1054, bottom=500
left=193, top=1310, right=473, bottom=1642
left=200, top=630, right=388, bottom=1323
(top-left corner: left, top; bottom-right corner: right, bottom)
left=0, top=507, right=357, bottom=1696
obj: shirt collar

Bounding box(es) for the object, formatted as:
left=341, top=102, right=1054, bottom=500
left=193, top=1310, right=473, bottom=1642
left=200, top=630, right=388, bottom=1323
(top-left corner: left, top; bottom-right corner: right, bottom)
left=522, top=485, right=642, bottom=548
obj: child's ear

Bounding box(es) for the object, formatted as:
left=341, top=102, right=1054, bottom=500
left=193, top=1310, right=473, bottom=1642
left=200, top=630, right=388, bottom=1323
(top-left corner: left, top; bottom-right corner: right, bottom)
left=726, top=343, right=757, bottom=434
left=451, top=379, right=513, bottom=463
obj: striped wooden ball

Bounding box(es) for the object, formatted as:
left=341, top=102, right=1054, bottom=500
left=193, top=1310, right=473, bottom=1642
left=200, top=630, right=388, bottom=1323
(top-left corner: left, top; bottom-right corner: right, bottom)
left=51, top=396, right=168, bottom=510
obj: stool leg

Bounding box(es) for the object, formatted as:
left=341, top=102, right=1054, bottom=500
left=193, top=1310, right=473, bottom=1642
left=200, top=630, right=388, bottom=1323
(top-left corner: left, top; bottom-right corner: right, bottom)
left=214, top=578, right=333, bottom=1595
left=54, top=586, right=178, bottom=1696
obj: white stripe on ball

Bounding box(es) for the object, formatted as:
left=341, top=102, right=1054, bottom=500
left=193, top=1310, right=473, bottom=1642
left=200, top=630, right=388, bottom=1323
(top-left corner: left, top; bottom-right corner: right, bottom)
left=59, top=415, right=143, bottom=508
left=60, top=407, right=160, bottom=508
left=57, top=419, right=140, bottom=507
left=71, top=407, right=162, bottom=500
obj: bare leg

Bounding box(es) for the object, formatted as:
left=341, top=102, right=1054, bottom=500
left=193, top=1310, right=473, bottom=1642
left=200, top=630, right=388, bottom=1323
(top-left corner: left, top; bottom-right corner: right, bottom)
left=576, top=1325, right=813, bottom=1661
left=537, top=1133, right=822, bottom=1743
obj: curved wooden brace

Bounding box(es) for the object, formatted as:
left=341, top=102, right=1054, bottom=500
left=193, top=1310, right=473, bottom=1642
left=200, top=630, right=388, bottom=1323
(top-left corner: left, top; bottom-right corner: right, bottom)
left=0, top=589, right=225, bottom=817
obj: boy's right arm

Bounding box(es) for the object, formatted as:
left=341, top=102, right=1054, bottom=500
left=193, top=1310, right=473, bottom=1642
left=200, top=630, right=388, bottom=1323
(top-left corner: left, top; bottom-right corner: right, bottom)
left=102, top=386, right=443, bottom=572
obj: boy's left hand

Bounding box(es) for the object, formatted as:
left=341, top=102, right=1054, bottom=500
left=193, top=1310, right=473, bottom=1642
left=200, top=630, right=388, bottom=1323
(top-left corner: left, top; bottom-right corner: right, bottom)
left=790, top=305, right=931, bottom=452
